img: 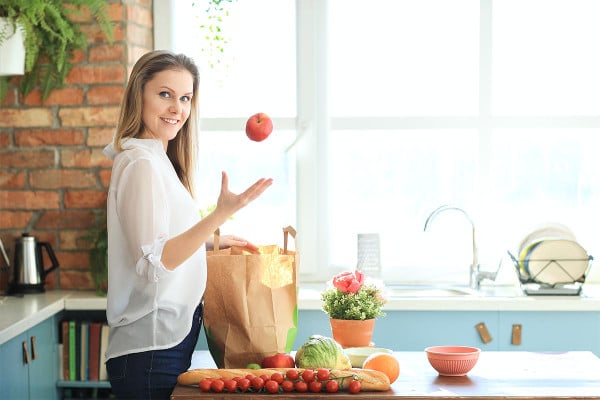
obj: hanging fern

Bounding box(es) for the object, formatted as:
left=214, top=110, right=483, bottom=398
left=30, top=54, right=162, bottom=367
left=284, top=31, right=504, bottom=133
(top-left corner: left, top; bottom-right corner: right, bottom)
left=0, top=0, right=114, bottom=101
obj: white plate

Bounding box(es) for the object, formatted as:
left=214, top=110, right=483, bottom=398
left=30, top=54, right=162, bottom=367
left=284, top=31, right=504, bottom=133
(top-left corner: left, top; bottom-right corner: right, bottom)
left=525, top=239, right=589, bottom=285
left=518, top=223, right=577, bottom=256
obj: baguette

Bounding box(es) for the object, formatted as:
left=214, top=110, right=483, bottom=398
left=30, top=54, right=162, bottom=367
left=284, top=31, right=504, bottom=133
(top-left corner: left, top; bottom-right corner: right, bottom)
left=177, top=367, right=390, bottom=391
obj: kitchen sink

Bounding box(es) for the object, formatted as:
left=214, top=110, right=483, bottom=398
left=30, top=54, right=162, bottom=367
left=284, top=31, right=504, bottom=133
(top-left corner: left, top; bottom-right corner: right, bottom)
left=385, top=284, right=523, bottom=298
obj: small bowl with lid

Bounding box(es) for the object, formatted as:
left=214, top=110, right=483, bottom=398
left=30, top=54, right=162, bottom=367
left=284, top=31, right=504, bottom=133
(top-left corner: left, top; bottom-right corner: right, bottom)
left=425, top=345, right=480, bottom=376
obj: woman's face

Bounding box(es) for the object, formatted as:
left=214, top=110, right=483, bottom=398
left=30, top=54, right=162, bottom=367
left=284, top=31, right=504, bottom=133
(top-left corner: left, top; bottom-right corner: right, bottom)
left=141, top=68, right=194, bottom=148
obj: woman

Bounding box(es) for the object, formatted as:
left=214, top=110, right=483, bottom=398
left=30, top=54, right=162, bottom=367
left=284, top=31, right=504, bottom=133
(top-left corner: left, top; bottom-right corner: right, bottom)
left=103, top=50, right=272, bottom=399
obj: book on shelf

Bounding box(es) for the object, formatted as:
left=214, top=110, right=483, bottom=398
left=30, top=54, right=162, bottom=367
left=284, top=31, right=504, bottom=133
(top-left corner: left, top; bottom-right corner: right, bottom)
left=99, top=323, right=109, bottom=381
left=61, top=320, right=70, bottom=381
left=88, top=322, right=102, bottom=381
left=80, top=322, right=89, bottom=381
left=61, top=320, right=109, bottom=382
left=68, top=320, right=76, bottom=381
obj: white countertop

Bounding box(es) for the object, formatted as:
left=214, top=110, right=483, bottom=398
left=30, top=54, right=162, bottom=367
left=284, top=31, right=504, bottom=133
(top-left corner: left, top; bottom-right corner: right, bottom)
left=2, top=285, right=600, bottom=346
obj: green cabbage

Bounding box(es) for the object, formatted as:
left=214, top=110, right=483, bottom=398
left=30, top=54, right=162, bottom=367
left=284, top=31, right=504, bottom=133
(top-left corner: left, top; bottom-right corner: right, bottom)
left=295, top=335, right=352, bottom=369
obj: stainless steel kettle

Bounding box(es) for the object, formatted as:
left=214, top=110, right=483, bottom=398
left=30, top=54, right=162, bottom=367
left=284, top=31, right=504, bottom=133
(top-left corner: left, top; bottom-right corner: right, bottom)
left=9, top=233, right=59, bottom=294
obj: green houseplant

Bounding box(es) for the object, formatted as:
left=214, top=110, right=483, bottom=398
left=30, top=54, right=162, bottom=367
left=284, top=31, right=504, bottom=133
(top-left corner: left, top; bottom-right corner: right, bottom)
left=82, top=212, right=108, bottom=296
left=0, top=0, right=113, bottom=101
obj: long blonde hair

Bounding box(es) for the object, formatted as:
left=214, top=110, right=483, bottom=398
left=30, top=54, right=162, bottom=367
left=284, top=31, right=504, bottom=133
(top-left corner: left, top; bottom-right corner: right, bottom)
left=114, top=50, right=200, bottom=195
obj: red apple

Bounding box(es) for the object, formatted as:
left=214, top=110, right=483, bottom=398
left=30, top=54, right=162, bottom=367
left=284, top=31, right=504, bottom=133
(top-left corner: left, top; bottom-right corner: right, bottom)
left=245, top=112, right=273, bottom=142
left=260, top=352, right=295, bottom=368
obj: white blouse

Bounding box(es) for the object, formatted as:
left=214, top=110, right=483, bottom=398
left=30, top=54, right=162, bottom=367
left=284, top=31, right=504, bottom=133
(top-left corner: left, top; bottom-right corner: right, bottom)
left=103, top=138, right=206, bottom=361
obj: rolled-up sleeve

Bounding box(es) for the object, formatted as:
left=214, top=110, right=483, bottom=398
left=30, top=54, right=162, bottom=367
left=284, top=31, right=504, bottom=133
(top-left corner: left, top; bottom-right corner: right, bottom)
left=116, top=157, right=172, bottom=281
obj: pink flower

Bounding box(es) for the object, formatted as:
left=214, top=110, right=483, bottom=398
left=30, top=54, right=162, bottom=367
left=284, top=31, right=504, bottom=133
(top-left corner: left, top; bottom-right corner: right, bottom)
left=333, top=270, right=365, bottom=294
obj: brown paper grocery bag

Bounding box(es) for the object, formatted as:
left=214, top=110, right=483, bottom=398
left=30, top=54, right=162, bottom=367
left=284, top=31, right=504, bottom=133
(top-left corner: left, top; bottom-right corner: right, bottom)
left=203, top=226, right=299, bottom=368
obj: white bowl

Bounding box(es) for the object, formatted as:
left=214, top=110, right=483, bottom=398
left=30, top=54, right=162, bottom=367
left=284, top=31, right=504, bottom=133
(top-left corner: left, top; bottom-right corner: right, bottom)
left=344, top=347, right=393, bottom=368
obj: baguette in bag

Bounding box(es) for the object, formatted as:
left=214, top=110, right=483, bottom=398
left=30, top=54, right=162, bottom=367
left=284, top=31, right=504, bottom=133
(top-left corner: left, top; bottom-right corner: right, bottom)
left=177, top=367, right=391, bottom=391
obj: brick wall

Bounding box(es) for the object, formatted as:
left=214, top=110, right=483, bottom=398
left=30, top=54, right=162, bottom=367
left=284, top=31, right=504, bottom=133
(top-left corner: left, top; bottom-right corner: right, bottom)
left=0, top=0, right=153, bottom=292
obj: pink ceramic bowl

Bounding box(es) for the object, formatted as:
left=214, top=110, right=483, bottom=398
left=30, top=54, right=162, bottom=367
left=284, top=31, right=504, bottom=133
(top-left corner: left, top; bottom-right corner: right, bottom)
left=425, top=345, right=481, bottom=376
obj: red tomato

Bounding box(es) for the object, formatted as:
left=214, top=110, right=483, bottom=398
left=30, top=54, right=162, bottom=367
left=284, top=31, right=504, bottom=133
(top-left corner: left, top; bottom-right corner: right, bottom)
left=295, top=380, right=308, bottom=393
left=260, top=374, right=270, bottom=382
left=281, top=380, right=294, bottom=392
left=348, top=379, right=361, bottom=394
left=301, top=369, right=315, bottom=382
left=198, top=378, right=212, bottom=392
left=316, top=368, right=330, bottom=381
left=210, top=379, right=225, bottom=393
left=251, top=376, right=265, bottom=391
left=265, top=380, right=279, bottom=394
left=238, top=378, right=251, bottom=392
left=309, top=380, right=323, bottom=393
left=270, top=372, right=284, bottom=384
left=286, top=369, right=299, bottom=381
left=223, top=379, right=237, bottom=392
left=245, top=374, right=255, bottom=380
left=325, top=380, right=339, bottom=393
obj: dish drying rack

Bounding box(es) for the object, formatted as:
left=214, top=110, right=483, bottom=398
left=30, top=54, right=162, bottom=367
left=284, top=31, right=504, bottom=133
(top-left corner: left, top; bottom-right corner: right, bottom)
left=507, top=251, right=593, bottom=295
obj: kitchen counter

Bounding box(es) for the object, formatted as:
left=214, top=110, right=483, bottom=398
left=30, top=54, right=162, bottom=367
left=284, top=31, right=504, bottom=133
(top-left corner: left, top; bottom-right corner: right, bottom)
left=2, top=286, right=600, bottom=345
left=171, top=350, right=600, bottom=399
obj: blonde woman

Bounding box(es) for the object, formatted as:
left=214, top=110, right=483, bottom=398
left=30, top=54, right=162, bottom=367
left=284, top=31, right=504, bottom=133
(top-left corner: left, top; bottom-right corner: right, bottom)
left=103, top=50, right=272, bottom=399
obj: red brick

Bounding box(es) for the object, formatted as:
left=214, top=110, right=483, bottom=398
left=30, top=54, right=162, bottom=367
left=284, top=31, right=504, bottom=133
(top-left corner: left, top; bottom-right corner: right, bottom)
left=87, top=85, right=124, bottom=105
left=0, top=108, right=53, bottom=128
left=0, top=191, right=60, bottom=210
left=108, top=3, right=124, bottom=21
left=90, top=44, right=125, bottom=63
left=0, top=131, right=10, bottom=147
left=29, top=170, right=97, bottom=189
left=35, top=210, right=95, bottom=229
left=66, top=65, right=125, bottom=85
left=0, top=211, right=34, bottom=229
left=0, top=171, right=26, bottom=188
left=127, top=4, right=153, bottom=27
left=99, top=170, right=112, bottom=188
left=58, top=106, right=120, bottom=127
left=126, top=24, right=153, bottom=48
left=54, top=250, right=90, bottom=269
left=15, top=129, right=84, bottom=146
left=61, top=148, right=113, bottom=168
left=88, top=128, right=115, bottom=147
left=58, top=270, right=94, bottom=291
left=60, top=230, right=97, bottom=250
left=0, top=150, right=55, bottom=168
left=64, top=190, right=108, bottom=209
left=22, top=88, right=84, bottom=106
left=71, top=49, right=86, bottom=64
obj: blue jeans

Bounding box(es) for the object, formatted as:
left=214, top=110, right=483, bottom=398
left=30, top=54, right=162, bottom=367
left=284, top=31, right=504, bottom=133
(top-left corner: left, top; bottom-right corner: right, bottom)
left=107, top=304, right=203, bottom=400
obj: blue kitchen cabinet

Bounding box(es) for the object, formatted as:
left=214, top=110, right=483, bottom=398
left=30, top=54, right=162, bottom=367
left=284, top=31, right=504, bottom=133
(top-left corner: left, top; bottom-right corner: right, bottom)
left=196, top=309, right=600, bottom=357
left=0, top=315, right=59, bottom=400
left=294, top=310, right=499, bottom=351
left=0, top=330, right=29, bottom=399
left=371, top=311, right=499, bottom=351
left=498, top=311, right=600, bottom=354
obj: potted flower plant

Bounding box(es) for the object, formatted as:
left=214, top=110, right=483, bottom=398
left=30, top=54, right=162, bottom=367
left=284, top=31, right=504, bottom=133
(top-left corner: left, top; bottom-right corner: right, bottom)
left=321, top=270, right=386, bottom=348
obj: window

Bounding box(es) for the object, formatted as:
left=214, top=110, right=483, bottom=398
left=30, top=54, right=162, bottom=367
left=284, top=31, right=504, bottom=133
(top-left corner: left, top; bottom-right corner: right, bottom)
left=158, top=0, right=600, bottom=285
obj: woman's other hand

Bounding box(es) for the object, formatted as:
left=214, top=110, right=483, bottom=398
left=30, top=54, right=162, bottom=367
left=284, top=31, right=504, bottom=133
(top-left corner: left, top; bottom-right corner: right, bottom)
left=206, top=235, right=260, bottom=253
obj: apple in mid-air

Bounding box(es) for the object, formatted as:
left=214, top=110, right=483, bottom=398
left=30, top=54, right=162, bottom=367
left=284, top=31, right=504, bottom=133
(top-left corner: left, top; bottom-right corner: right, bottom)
left=245, top=112, right=273, bottom=142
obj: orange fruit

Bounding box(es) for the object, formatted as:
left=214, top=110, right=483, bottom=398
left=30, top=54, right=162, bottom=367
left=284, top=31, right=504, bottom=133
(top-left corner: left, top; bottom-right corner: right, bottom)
left=362, top=352, right=400, bottom=383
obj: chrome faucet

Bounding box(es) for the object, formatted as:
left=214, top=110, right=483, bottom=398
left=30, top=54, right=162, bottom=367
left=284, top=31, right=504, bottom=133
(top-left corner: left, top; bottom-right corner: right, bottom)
left=424, top=205, right=497, bottom=290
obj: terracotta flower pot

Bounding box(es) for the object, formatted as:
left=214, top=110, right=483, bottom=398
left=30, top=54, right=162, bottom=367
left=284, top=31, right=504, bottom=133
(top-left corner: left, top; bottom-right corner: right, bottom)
left=329, top=318, right=375, bottom=348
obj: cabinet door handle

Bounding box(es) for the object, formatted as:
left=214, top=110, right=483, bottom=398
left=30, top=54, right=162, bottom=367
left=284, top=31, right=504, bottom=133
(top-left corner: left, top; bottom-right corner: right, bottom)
left=31, top=336, right=37, bottom=360
left=22, top=340, right=30, bottom=364
left=476, top=322, right=493, bottom=343
left=512, top=324, right=522, bottom=346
